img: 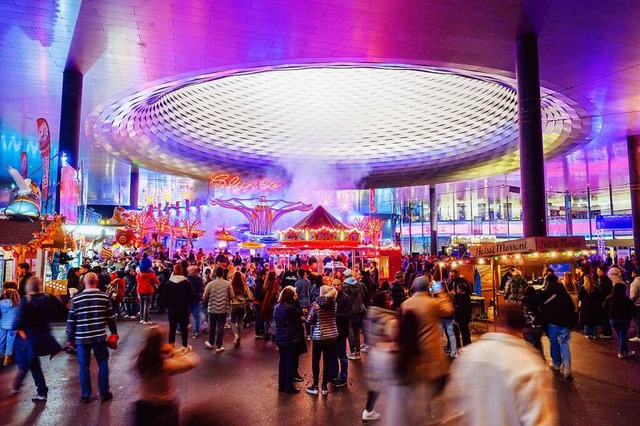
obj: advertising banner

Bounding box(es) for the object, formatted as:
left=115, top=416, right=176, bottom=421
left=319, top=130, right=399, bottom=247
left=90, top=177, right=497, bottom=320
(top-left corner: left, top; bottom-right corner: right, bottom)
left=36, top=118, right=51, bottom=201
left=20, top=152, right=28, bottom=178
left=369, top=188, right=377, bottom=214
left=59, top=165, right=79, bottom=223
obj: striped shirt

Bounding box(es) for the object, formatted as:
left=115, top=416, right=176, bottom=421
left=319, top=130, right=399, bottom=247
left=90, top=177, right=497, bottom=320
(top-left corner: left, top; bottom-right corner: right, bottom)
left=67, top=289, right=117, bottom=345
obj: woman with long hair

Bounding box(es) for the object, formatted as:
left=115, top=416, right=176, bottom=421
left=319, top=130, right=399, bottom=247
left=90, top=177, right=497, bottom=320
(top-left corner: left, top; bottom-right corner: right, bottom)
left=578, top=275, right=601, bottom=339
left=274, top=287, right=303, bottom=394
left=253, top=268, right=268, bottom=338
left=0, top=288, right=20, bottom=365
left=604, top=283, right=637, bottom=358
left=134, top=327, right=201, bottom=426
left=260, top=272, right=279, bottom=340
left=230, top=271, right=253, bottom=347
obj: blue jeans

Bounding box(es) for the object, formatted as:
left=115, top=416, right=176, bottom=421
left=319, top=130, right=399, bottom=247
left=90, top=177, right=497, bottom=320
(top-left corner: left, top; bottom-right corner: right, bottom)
left=583, top=325, right=598, bottom=338
left=440, top=319, right=457, bottom=355
left=547, top=324, right=571, bottom=374
left=77, top=341, right=110, bottom=397
left=335, top=337, right=348, bottom=381
left=190, top=302, right=201, bottom=333
left=0, top=328, right=17, bottom=356
left=611, top=319, right=631, bottom=355
left=209, top=313, right=227, bottom=349
left=13, top=357, right=48, bottom=396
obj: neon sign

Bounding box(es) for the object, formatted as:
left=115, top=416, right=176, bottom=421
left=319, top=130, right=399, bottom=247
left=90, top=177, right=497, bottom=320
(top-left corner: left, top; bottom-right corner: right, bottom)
left=209, top=173, right=281, bottom=193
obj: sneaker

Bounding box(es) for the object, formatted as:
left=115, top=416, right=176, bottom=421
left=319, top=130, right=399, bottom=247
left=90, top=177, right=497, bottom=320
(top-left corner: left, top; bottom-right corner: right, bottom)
left=176, top=330, right=181, bottom=335
left=600, top=334, right=612, bottom=339
left=31, top=393, right=47, bottom=402
left=450, top=352, right=459, bottom=359
left=584, top=335, right=592, bottom=339
left=192, top=333, right=199, bottom=338
left=185, top=345, right=193, bottom=352
left=139, top=320, right=144, bottom=324
left=629, top=336, right=640, bottom=342
left=306, top=385, right=319, bottom=395
left=347, top=352, right=360, bottom=360
left=628, top=351, right=637, bottom=357
left=215, top=347, right=225, bottom=353
left=101, top=392, right=113, bottom=402
left=321, top=387, right=328, bottom=396
left=306, top=335, right=311, bottom=341
left=80, top=396, right=91, bottom=404
left=293, top=374, right=304, bottom=382
left=224, top=324, right=231, bottom=329
left=362, top=409, right=382, bottom=421
left=204, top=341, right=214, bottom=350
left=361, top=344, right=370, bottom=353
left=331, top=379, right=347, bottom=388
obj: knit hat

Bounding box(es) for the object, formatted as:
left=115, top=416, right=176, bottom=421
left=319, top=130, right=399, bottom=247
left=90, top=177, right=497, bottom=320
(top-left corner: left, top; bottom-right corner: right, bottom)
left=343, top=269, right=353, bottom=277
left=139, top=257, right=152, bottom=272
left=320, top=286, right=337, bottom=298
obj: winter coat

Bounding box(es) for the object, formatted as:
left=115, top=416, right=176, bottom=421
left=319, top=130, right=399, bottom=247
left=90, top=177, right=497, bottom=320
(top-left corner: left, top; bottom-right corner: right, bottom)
left=0, top=299, right=20, bottom=330
left=390, top=281, right=406, bottom=310
left=604, top=295, right=636, bottom=321
left=162, top=275, right=194, bottom=314
left=294, top=278, right=312, bottom=309
left=203, top=278, right=234, bottom=314
left=335, top=291, right=353, bottom=340
left=399, top=292, right=453, bottom=381
left=538, top=282, right=575, bottom=328
left=504, top=275, right=528, bottom=303
left=578, top=286, right=602, bottom=326
left=343, top=278, right=366, bottom=313
left=453, top=292, right=472, bottom=324
left=274, top=303, right=300, bottom=346
left=596, top=275, right=613, bottom=298
left=137, top=271, right=159, bottom=296
left=306, top=296, right=338, bottom=342
left=187, top=275, right=205, bottom=302
left=14, top=293, right=62, bottom=359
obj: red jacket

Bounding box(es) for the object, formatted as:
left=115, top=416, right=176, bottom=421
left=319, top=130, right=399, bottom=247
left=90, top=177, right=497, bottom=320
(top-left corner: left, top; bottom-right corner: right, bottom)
left=137, top=271, right=159, bottom=295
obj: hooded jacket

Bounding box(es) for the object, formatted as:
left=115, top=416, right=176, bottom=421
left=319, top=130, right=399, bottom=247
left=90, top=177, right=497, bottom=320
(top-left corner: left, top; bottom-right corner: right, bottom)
left=538, top=281, right=575, bottom=328
left=137, top=271, right=159, bottom=296
left=343, top=277, right=366, bottom=313
left=307, top=296, right=338, bottom=342
left=162, top=274, right=194, bottom=314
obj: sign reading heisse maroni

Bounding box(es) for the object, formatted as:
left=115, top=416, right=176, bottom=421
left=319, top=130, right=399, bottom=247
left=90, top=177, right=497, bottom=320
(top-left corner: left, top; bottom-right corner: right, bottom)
left=209, top=173, right=281, bottom=193
left=469, top=236, right=586, bottom=257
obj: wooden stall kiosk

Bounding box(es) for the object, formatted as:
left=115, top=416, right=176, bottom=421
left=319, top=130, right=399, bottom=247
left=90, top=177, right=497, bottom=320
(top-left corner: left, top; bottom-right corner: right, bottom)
left=469, top=236, right=587, bottom=328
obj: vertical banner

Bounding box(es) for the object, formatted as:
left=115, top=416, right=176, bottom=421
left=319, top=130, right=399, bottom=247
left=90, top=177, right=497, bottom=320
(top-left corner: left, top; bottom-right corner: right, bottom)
left=369, top=188, right=377, bottom=214
left=59, top=165, right=79, bottom=223
left=36, top=118, right=51, bottom=201
left=20, top=152, right=28, bottom=178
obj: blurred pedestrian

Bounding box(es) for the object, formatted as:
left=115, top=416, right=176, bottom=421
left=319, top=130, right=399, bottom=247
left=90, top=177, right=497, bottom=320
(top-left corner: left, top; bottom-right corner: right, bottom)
left=604, top=283, right=636, bottom=358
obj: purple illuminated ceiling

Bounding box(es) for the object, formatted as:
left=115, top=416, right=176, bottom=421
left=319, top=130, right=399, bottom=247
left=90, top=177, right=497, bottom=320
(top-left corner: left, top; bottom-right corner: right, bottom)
left=1, top=0, right=640, bottom=197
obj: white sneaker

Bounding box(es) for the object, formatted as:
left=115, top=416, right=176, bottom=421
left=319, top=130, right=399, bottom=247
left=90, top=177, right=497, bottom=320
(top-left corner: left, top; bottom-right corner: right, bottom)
left=215, top=347, right=225, bottom=353
left=204, top=341, right=214, bottom=349
left=362, top=409, right=381, bottom=421
left=629, top=336, right=640, bottom=342
left=139, top=320, right=144, bottom=324
left=31, top=393, right=47, bottom=402
left=360, top=344, right=370, bottom=353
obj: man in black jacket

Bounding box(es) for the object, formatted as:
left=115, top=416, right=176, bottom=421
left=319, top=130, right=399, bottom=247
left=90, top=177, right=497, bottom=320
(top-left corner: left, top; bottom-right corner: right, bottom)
left=331, top=279, right=352, bottom=387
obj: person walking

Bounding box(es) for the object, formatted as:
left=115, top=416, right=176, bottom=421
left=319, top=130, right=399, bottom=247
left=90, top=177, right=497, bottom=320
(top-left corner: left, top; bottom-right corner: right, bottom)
left=629, top=269, right=640, bottom=342
left=595, top=266, right=613, bottom=339
left=306, top=285, right=338, bottom=396
left=230, top=271, right=252, bottom=347
left=361, top=291, right=399, bottom=422
left=538, top=274, right=576, bottom=380
left=604, top=283, right=637, bottom=358
left=389, top=272, right=406, bottom=310
left=162, top=263, right=194, bottom=351
left=260, top=272, right=279, bottom=341
left=186, top=266, right=205, bottom=338
left=388, top=276, right=453, bottom=425
left=134, top=327, right=201, bottom=426
left=274, top=287, right=303, bottom=394
left=66, top=272, right=119, bottom=403
left=453, top=282, right=472, bottom=347
left=203, top=267, right=234, bottom=353
left=0, top=288, right=20, bottom=366
left=13, top=276, right=62, bottom=401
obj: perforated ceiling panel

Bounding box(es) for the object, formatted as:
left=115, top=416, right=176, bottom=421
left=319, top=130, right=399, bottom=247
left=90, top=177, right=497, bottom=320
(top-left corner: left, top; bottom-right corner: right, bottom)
left=86, top=63, right=593, bottom=187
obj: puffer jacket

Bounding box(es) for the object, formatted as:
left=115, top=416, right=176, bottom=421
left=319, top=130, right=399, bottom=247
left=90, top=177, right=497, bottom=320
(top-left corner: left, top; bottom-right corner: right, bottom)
left=343, top=277, right=366, bottom=313
left=203, top=278, right=234, bottom=314
left=274, top=303, right=300, bottom=346
left=307, top=296, right=338, bottom=342
left=187, top=274, right=205, bottom=302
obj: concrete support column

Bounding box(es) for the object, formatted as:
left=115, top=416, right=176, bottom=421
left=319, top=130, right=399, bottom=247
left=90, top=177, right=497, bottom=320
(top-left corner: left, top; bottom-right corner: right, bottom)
left=130, top=164, right=140, bottom=209
left=515, top=33, right=547, bottom=237
left=627, top=135, right=640, bottom=256
left=429, top=186, right=438, bottom=255
left=55, top=66, right=83, bottom=213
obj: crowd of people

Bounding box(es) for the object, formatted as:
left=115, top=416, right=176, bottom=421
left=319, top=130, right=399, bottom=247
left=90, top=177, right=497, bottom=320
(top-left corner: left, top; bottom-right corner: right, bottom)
left=1, top=248, right=638, bottom=425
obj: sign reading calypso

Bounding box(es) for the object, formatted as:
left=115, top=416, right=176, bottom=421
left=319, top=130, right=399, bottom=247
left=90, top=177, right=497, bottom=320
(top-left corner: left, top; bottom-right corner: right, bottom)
left=209, top=173, right=281, bottom=193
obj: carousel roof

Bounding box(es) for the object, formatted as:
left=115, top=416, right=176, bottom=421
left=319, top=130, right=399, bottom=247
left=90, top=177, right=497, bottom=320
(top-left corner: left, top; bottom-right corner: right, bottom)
left=291, top=206, right=346, bottom=231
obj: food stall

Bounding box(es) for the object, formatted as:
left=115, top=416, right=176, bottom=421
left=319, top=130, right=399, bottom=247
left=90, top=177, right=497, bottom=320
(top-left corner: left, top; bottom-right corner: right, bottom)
left=469, top=236, right=588, bottom=326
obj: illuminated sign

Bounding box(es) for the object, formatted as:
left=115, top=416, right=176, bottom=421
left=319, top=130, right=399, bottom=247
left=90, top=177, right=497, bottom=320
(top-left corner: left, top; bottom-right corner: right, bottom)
left=209, top=173, right=281, bottom=193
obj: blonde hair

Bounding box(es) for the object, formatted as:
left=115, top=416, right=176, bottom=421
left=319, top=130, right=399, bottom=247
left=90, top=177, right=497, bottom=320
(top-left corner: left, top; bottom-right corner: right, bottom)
left=583, top=275, right=594, bottom=293
left=563, top=272, right=577, bottom=293
left=2, top=288, right=20, bottom=307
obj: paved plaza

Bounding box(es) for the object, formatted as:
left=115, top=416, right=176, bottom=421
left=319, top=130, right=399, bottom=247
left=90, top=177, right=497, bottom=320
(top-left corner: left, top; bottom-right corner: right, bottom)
left=1, top=316, right=639, bottom=426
